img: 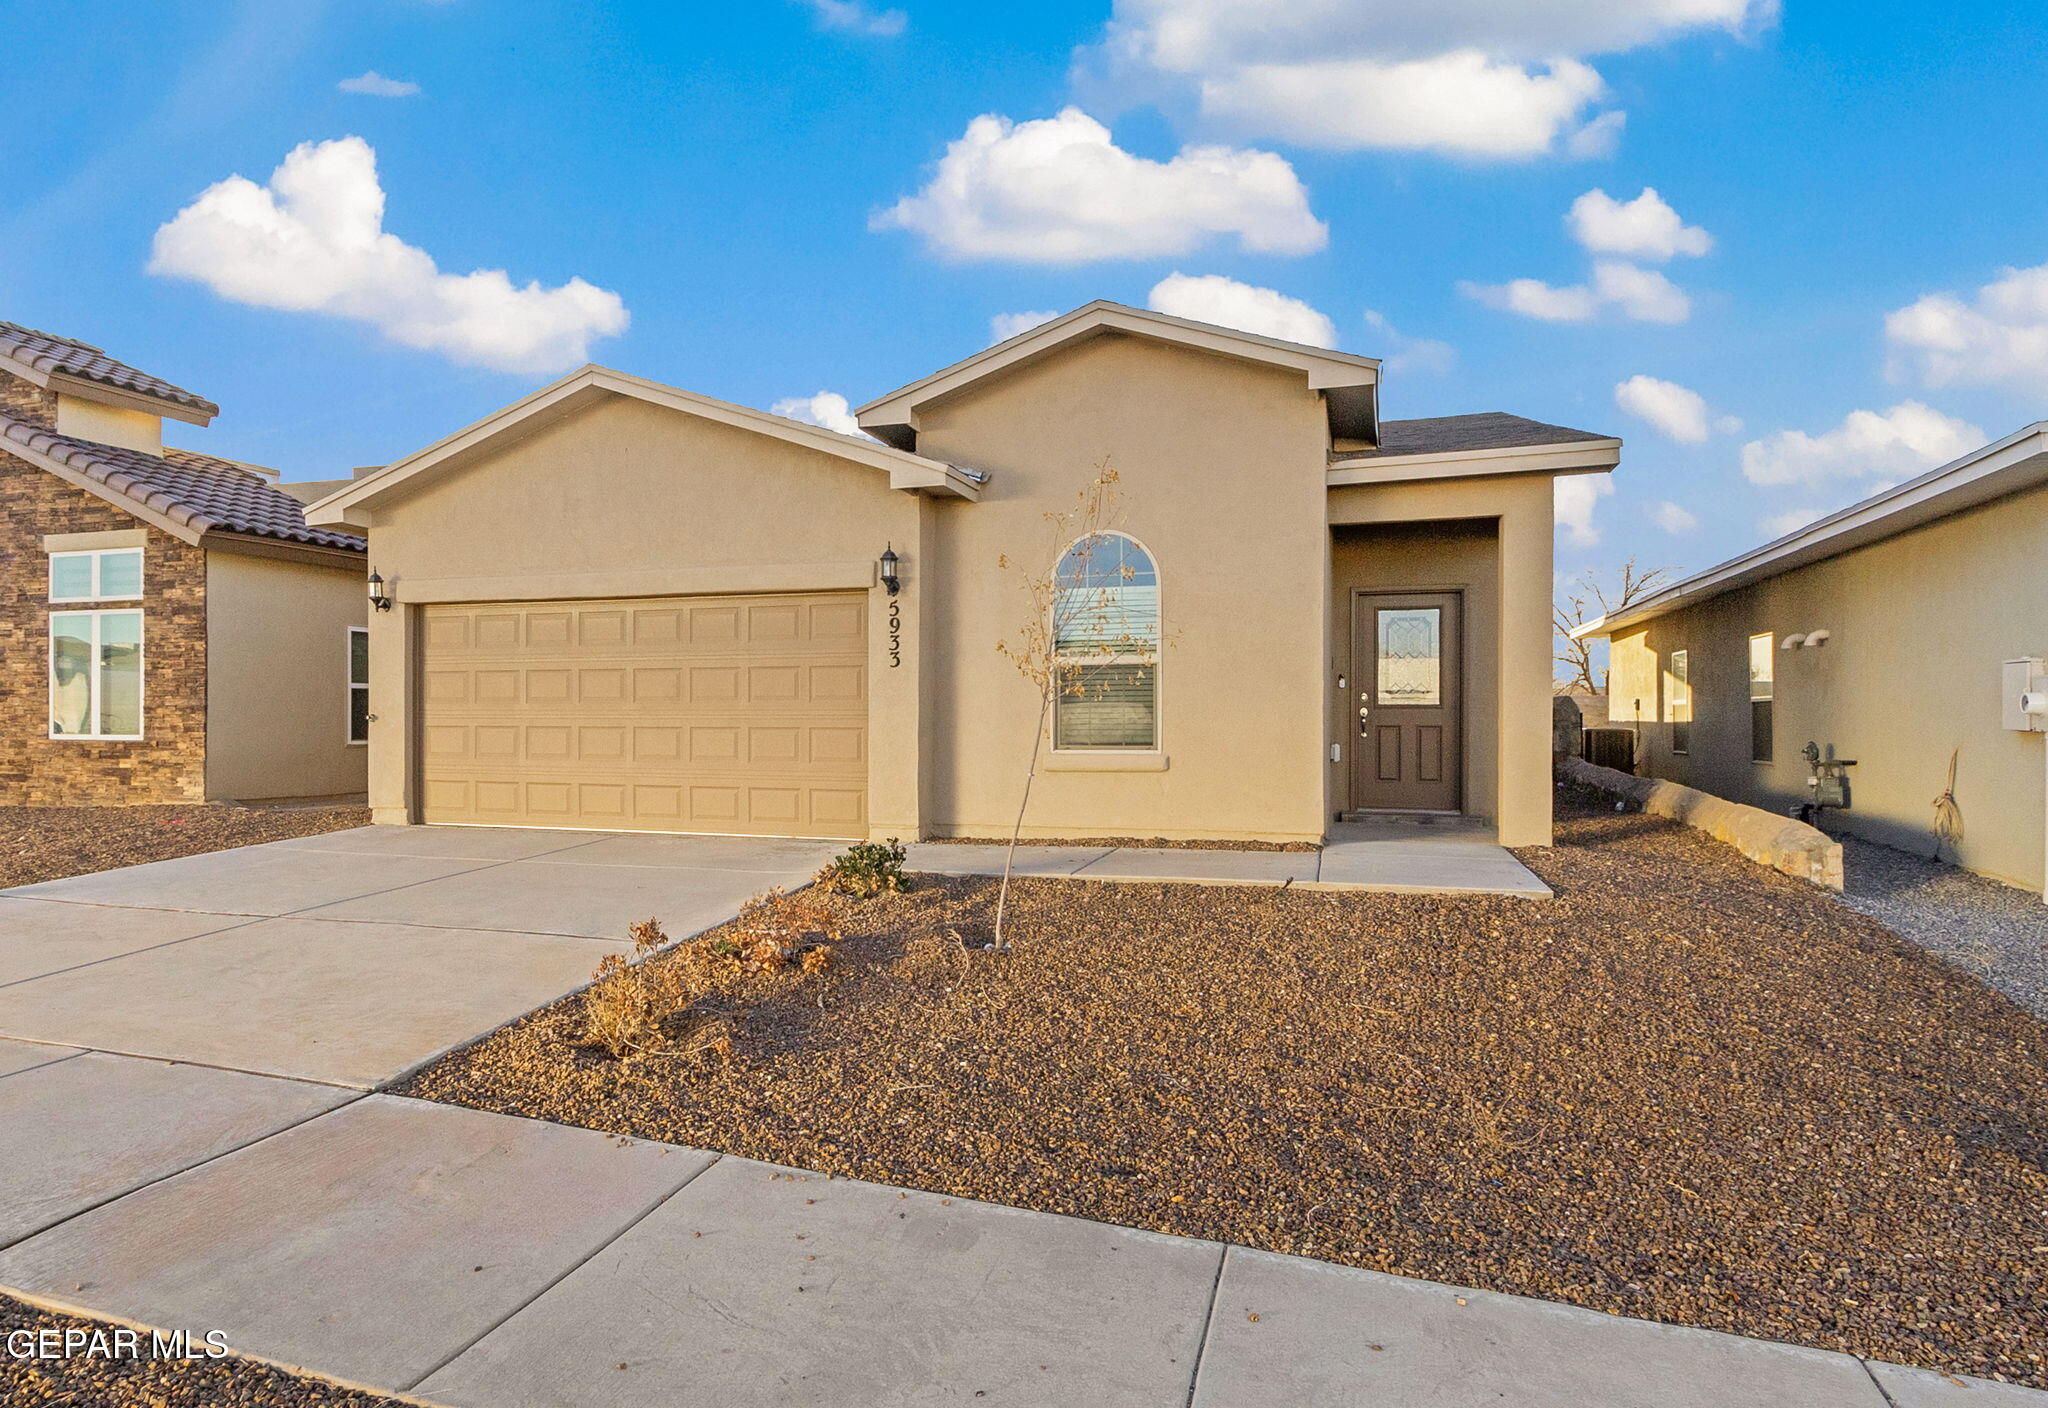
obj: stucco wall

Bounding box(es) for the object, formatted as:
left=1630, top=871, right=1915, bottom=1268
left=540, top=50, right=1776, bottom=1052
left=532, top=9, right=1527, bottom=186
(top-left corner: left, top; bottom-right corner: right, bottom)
left=1329, top=519, right=1501, bottom=823
left=1607, top=478, right=2048, bottom=890
left=914, top=332, right=1331, bottom=842
left=358, top=394, right=923, bottom=832
left=1327, top=473, right=1556, bottom=847
left=203, top=550, right=369, bottom=801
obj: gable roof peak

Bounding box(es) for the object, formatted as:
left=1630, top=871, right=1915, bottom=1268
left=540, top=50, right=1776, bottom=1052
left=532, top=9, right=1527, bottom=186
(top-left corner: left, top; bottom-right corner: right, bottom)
left=854, top=300, right=1381, bottom=451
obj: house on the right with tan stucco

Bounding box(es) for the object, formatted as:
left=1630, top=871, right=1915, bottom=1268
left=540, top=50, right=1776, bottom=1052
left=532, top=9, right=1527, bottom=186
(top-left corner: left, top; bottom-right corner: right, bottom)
left=1577, top=421, right=2048, bottom=893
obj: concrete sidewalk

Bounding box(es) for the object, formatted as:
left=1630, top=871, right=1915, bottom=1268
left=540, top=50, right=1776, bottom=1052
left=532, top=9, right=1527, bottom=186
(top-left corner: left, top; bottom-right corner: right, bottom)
left=904, top=818, right=1552, bottom=897
left=0, top=1074, right=2036, bottom=1407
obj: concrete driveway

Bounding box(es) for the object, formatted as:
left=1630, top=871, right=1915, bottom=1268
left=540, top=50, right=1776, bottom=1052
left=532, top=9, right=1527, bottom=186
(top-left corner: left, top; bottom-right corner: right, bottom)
left=0, top=825, right=836, bottom=1088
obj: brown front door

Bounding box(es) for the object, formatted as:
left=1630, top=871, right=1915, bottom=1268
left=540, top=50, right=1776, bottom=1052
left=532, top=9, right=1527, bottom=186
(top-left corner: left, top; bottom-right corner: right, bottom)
left=1350, top=591, right=1462, bottom=813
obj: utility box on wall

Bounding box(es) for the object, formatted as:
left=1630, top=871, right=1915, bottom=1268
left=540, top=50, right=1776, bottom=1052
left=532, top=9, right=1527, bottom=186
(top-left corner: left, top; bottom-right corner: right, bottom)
left=2003, top=657, right=2048, bottom=731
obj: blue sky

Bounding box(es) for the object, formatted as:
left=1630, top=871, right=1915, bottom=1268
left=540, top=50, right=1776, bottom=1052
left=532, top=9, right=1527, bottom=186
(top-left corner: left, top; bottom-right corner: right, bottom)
left=6, top=0, right=2048, bottom=594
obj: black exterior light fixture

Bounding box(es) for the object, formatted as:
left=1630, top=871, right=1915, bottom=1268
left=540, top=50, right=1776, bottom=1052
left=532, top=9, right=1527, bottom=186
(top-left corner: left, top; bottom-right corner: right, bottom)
left=368, top=569, right=393, bottom=612
left=878, top=545, right=901, bottom=596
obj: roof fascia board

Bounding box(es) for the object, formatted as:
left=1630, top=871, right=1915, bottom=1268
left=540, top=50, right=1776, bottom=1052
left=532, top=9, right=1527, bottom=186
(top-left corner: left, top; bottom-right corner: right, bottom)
left=307, top=366, right=973, bottom=530
left=197, top=531, right=366, bottom=568
left=1327, top=440, right=1620, bottom=487
left=854, top=302, right=1381, bottom=431
left=46, top=371, right=214, bottom=426
left=3, top=437, right=205, bottom=543
left=1579, top=422, right=2048, bottom=639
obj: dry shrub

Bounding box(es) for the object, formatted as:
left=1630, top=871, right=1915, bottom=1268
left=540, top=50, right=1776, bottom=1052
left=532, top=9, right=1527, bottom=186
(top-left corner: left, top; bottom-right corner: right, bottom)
left=579, top=895, right=844, bottom=1062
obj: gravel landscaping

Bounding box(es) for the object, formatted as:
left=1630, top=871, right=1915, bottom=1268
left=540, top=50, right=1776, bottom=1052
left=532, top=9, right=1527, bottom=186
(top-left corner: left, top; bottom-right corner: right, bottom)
left=1836, top=832, right=2048, bottom=1018
left=400, top=789, right=2048, bottom=1388
left=0, top=803, right=369, bottom=889
left=0, top=1292, right=405, bottom=1407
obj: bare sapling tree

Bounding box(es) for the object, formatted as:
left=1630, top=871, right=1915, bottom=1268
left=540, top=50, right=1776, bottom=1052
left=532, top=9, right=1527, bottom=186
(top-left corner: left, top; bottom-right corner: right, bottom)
left=1554, top=558, right=1675, bottom=694
left=990, top=461, right=1156, bottom=950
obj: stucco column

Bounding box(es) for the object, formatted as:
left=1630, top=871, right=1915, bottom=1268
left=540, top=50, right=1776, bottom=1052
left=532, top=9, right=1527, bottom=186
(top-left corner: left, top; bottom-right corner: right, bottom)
left=365, top=594, right=414, bottom=825
left=865, top=496, right=930, bottom=841
left=1497, top=494, right=1555, bottom=847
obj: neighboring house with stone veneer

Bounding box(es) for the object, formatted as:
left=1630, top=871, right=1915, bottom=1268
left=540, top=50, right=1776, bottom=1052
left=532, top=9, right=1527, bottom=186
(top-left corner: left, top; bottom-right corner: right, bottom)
left=0, top=321, right=369, bottom=805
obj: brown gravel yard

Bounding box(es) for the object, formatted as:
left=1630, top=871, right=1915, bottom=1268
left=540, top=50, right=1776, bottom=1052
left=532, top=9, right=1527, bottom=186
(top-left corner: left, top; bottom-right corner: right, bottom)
left=0, top=803, right=369, bottom=888
left=399, top=789, right=2048, bottom=1388
left=0, top=1293, right=406, bottom=1407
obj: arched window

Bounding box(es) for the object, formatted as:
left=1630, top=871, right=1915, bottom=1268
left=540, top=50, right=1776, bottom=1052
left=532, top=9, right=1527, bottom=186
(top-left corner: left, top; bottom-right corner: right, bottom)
left=1052, top=532, right=1159, bottom=750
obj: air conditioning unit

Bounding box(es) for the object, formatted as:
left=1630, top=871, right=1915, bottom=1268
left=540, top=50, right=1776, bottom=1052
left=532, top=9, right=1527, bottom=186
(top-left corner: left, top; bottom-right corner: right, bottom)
left=2004, top=658, right=2048, bottom=731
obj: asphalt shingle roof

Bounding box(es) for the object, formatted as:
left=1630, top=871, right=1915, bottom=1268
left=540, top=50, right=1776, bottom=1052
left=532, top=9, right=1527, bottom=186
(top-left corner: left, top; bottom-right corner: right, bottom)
left=1334, top=412, right=1613, bottom=461
left=0, top=321, right=219, bottom=420
left=0, top=413, right=365, bottom=551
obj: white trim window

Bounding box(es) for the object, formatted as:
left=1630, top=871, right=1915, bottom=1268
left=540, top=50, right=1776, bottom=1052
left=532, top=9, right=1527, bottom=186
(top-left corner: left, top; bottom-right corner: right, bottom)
left=1051, top=531, right=1160, bottom=750
left=50, top=610, right=144, bottom=740
left=49, top=547, right=143, bottom=603
left=347, top=627, right=370, bottom=745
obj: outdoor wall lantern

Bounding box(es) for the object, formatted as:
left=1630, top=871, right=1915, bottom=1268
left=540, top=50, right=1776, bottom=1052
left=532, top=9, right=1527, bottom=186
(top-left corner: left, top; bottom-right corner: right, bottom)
left=368, top=570, right=393, bottom=612
left=878, top=545, right=901, bottom=596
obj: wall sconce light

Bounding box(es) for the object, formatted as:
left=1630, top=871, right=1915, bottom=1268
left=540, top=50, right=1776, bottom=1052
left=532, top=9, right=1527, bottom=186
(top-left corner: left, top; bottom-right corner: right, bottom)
left=1781, top=633, right=1806, bottom=650
left=1804, top=628, right=1831, bottom=647
left=368, top=569, right=393, bottom=612
left=878, top=545, right=901, bottom=596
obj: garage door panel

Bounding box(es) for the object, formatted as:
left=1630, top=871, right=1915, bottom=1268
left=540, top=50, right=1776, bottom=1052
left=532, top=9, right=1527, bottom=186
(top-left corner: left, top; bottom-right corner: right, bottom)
left=420, top=593, right=867, bottom=837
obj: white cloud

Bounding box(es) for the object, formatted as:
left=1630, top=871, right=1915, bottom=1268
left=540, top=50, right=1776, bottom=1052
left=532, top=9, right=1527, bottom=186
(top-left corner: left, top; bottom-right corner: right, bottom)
left=1886, top=261, right=2048, bottom=395
left=1460, top=261, right=1689, bottom=325
left=1087, top=0, right=1774, bottom=161
left=337, top=71, right=419, bottom=98
left=770, top=390, right=863, bottom=435
left=1564, top=109, right=1627, bottom=160
left=1555, top=473, right=1613, bottom=546
left=1759, top=506, right=1822, bottom=538
left=873, top=108, right=1325, bottom=264
left=1147, top=273, right=1335, bottom=348
left=800, top=0, right=907, bottom=37
left=1650, top=500, right=1699, bottom=534
left=1363, top=309, right=1454, bottom=375
left=1614, top=375, right=1721, bottom=442
left=148, top=137, right=628, bottom=375
left=1740, top=403, right=1984, bottom=489
left=1199, top=52, right=1607, bottom=160
left=990, top=309, right=1061, bottom=343
left=1567, top=188, right=1711, bottom=260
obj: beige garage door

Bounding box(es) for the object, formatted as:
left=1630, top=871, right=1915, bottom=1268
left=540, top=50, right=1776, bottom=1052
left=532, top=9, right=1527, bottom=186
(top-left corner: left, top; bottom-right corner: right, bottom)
left=418, top=593, right=867, bottom=837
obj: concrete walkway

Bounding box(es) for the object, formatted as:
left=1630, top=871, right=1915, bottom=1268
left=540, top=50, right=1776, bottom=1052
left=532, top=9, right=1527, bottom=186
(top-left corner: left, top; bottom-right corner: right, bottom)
left=0, top=1074, right=2037, bottom=1406
left=1, top=826, right=2036, bottom=1405
left=905, top=818, right=1552, bottom=897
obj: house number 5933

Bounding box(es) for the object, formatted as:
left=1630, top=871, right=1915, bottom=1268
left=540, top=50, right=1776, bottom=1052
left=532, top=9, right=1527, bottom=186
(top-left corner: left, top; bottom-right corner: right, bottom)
left=887, top=598, right=902, bottom=668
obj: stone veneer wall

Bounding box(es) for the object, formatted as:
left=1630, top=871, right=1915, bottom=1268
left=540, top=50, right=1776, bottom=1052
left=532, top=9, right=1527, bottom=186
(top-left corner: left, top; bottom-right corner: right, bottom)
left=0, top=375, right=208, bottom=802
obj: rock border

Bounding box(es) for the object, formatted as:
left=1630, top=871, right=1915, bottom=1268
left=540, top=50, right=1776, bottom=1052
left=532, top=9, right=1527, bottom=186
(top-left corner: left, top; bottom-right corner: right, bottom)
left=1562, top=757, right=1844, bottom=891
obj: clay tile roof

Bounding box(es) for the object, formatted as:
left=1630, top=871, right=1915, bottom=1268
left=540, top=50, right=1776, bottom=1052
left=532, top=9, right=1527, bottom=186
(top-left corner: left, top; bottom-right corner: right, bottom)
left=0, top=413, right=366, bottom=552
left=1333, top=412, right=1613, bottom=461
left=0, top=321, right=220, bottom=420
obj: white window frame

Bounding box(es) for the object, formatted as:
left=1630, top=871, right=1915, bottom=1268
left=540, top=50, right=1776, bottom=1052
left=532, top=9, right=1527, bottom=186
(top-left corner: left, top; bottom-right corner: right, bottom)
left=1668, top=648, right=1691, bottom=756
left=1749, top=632, right=1774, bottom=764
left=346, top=627, right=370, bottom=746
left=1050, top=530, right=1162, bottom=754
left=48, top=547, right=144, bottom=604
left=48, top=609, right=146, bottom=741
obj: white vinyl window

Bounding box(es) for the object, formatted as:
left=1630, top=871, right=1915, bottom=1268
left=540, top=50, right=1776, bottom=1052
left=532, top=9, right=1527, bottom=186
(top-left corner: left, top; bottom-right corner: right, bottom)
left=347, top=627, right=370, bottom=745
left=1668, top=648, right=1692, bottom=756
left=49, top=547, right=143, bottom=603
left=50, top=610, right=144, bottom=740
left=1051, top=532, right=1160, bottom=750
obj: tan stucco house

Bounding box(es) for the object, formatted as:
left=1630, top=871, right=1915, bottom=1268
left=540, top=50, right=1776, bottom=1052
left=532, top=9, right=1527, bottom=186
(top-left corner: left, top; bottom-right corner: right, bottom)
left=0, top=321, right=369, bottom=805
left=1578, top=421, right=2048, bottom=891
left=309, top=302, right=1620, bottom=846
